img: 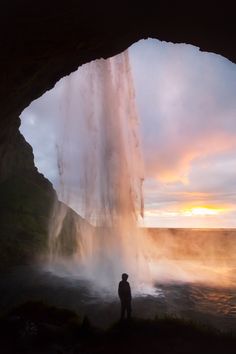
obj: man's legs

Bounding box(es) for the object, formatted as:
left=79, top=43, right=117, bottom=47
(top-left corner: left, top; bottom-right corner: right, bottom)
left=120, top=300, right=126, bottom=321
left=126, top=300, right=132, bottom=320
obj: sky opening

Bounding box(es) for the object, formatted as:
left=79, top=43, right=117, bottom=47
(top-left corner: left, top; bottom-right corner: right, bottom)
left=20, top=39, right=236, bottom=228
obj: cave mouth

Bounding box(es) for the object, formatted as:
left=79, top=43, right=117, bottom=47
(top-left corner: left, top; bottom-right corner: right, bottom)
left=1, top=38, right=234, bottom=332
left=20, top=38, right=236, bottom=230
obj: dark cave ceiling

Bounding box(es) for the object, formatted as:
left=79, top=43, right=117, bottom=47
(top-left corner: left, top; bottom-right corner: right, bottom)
left=1, top=1, right=236, bottom=126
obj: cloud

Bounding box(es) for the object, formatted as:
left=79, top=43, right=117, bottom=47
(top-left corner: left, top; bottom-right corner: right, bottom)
left=129, top=39, right=236, bottom=184
left=129, top=39, right=236, bottom=227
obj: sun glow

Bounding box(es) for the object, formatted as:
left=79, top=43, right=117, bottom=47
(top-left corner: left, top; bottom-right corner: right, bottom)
left=181, top=206, right=225, bottom=217
left=144, top=205, right=229, bottom=218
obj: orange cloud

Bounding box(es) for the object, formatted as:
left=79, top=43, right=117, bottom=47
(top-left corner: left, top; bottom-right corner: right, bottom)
left=148, top=131, right=236, bottom=184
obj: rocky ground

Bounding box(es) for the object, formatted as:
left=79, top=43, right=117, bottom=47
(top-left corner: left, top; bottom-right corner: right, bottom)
left=0, top=302, right=235, bottom=354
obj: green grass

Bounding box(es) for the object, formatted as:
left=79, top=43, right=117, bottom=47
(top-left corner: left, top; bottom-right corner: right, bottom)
left=0, top=175, right=55, bottom=267
left=0, top=173, right=86, bottom=267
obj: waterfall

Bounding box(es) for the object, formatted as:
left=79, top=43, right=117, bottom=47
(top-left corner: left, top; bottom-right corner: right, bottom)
left=48, top=50, right=149, bottom=291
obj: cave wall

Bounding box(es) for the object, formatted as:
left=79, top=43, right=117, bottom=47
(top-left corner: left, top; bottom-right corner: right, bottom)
left=1, top=2, right=236, bottom=127
left=0, top=1, right=236, bottom=265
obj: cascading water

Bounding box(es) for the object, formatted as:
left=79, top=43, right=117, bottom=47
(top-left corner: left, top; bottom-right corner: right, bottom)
left=48, top=50, right=150, bottom=292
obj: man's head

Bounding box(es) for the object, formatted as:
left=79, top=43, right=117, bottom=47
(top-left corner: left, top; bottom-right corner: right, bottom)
left=122, top=273, right=129, bottom=281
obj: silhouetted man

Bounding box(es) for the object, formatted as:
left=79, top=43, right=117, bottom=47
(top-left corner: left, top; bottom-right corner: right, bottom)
left=118, top=273, right=132, bottom=321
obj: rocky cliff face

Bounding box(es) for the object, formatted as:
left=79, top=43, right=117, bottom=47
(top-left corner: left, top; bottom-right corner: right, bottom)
left=0, top=1, right=236, bottom=265
left=0, top=120, right=56, bottom=266
left=0, top=115, right=85, bottom=266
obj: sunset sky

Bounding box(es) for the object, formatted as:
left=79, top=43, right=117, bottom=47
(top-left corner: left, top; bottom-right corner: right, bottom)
left=20, top=39, right=236, bottom=228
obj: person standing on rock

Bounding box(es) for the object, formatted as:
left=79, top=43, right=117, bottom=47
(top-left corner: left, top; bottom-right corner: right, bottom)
left=118, top=273, right=132, bottom=321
